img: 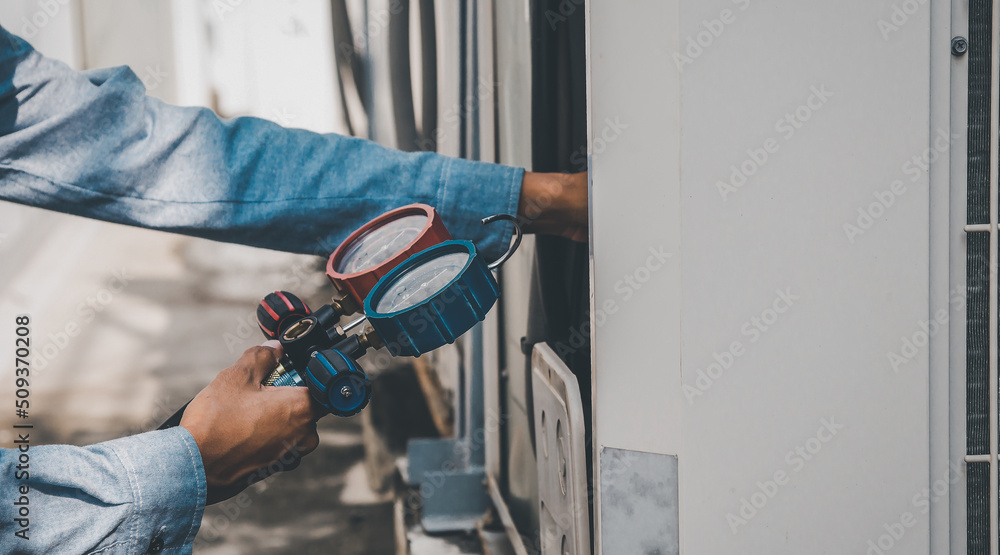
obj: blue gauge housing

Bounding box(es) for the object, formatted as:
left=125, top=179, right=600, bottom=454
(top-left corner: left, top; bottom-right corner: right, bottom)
left=364, top=240, right=500, bottom=357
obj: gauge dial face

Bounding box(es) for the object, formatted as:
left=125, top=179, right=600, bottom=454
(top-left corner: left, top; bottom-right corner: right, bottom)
left=335, top=214, right=428, bottom=274
left=375, top=252, right=471, bottom=313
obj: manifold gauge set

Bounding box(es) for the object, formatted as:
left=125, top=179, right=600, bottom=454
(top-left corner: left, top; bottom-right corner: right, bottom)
left=256, top=204, right=521, bottom=417
left=162, top=204, right=521, bottom=428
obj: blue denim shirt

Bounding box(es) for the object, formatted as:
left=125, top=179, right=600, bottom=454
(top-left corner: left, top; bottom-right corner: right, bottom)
left=1, top=428, right=205, bottom=554
left=0, top=25, right=522, bottom=261
left=0, top=24, right=523, bottom=555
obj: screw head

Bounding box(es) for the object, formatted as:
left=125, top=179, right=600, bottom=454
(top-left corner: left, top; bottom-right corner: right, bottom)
left=952, top=36, right=969, bottom=56
left=340, top=385, right=353, bottom=399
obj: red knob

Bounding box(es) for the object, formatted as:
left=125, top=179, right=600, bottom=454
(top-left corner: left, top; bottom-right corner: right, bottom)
left=256, top=291, right=311, bottom=339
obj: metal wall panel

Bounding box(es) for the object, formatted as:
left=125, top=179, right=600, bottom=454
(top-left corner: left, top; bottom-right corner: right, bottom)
left=589, top=0, right=941, bottom=552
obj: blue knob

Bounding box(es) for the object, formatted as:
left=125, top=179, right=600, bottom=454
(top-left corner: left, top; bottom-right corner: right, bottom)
left=302, top=349, right=372, bottom=417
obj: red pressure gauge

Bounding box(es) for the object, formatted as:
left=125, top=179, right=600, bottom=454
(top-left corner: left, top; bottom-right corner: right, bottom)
left=326, top=204, right=452, bottom=313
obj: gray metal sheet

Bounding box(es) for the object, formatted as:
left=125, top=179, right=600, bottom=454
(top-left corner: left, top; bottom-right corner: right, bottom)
left=599, top=448, right=679, bottom=555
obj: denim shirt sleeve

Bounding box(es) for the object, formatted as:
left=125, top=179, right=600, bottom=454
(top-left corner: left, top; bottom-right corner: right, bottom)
left=0, top=427, right=206, bottom=555
left=0, top=25, right=523, bottom=260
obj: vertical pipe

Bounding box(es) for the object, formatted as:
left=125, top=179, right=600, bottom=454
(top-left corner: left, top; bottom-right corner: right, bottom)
left=467, top=324, right=485, bottom=466
left=989, top=0, right=999, bottom=551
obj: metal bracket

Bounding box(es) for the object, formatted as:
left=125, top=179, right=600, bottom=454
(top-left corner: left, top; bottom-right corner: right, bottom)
left=407, top=437, right=491, bottom=533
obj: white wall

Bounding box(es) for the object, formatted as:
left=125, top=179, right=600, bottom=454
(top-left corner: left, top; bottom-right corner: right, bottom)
left=589, top=0, right=944, bottom=553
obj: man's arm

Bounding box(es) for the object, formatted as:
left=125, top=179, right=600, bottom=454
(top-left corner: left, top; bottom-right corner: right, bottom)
left=0, top=25, right=524, bottom=260
left=0, top=427, right=205, bottom=555
left=0, top=343, right=318, bottom=555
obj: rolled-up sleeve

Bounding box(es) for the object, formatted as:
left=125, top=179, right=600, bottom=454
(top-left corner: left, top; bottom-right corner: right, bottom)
left=0, top=25, right=523, bottom=262
left=0, top=427, right=206, bottom=555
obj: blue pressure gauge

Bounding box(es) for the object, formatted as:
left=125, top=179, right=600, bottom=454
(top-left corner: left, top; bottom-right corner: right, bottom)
left=363, top=215, right=521, bottom=357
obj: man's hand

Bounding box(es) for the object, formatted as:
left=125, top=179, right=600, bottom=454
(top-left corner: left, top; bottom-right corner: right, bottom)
left=518, top=171, right=588, bottom=242
left=180, top=341, right=320, bottom=490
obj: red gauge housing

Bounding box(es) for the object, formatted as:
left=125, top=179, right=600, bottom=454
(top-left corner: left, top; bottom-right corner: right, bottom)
left=327, top=203, right=452, bottom=312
